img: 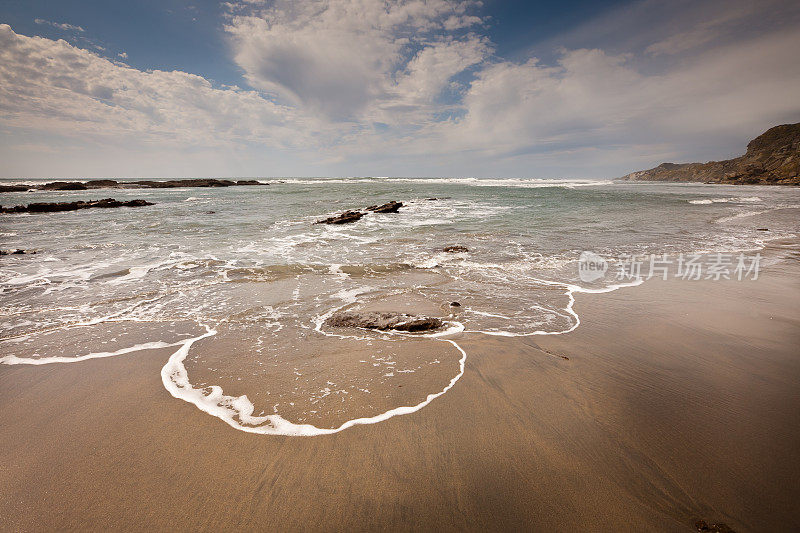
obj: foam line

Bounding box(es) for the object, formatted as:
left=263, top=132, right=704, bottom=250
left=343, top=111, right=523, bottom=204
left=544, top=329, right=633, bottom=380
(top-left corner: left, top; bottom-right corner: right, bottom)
left=464, top=277, right=644, bottom=337
left=0, top=340, right=178, bottom=365
left=0, top=293, right=166, bottom=342
left=160, top=327, right=467, bottom=436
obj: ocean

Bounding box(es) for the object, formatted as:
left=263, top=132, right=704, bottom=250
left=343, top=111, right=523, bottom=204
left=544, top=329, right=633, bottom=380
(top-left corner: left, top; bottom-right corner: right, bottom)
left=2, top=178, right=798, bottom=434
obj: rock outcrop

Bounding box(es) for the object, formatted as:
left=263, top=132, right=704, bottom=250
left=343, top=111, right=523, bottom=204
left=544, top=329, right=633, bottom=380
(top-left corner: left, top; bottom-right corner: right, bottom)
left=130, top=179, right=241, bottom=188
left=38, top=181, right=88, bottom=190
left=314, top=200, right=404, bottom=224
left=326, top=311, right=444, bottom=332
left=0, top=185, right=30, bottom=192
left=1, top=198, right=153, bottom=214
left=314, top=210, right=365, bottom=224
left=85, top=179, right=120, bottom=188
left=366, top=201, right=403, bottom=213
left=618, top=123, right=800, bottom=185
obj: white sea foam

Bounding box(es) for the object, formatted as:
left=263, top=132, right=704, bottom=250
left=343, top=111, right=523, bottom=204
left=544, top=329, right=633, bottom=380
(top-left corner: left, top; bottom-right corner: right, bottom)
left=276, top=177, right=613, bottom=189
left=463, top=277, right=644, bottom=337
left=0, top=340, right=178, bottom=365
left=160, top=325, right=468, bottom=436
left=689, top=196, right=762, bottom=205
left=5, top=179, right=794, bottom=436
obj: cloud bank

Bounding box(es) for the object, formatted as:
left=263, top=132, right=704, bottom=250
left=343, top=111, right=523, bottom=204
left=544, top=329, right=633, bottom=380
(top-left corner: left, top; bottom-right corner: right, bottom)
left=2, top=0, right=800, bottom=177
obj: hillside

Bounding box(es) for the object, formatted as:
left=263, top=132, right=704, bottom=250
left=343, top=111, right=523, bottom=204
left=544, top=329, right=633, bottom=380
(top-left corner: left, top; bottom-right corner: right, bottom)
left=618, top=123, right=800, bottom=185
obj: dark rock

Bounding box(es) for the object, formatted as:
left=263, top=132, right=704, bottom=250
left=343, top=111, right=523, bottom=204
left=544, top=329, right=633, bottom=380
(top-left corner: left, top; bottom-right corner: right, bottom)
left=0, top=198, right=153, bottom=214
left=326, top=311, right=444, bottom=332
left=449, top=302, right=461, bottom=307
left=205, top=210, right=216, bottom=214
left=366, top=201, right=403, bottom=213
left=314, top=210, right=365, bottom=225
left=129, top=179, right=237, bottom=188
left=38, top=181, right=88, bottom=191
left=444, top=245, right=469, bottom=253
left=756, top=228, right=769, bottom=231
left=120, top=199, right=152, bottom=207
left=10, top=178, right=272, bottom=193
left=84, top=179, right=119, bottom=188
left=0, top=249, right=35, bottom=255
left=0, top=185, right=29, bottom=192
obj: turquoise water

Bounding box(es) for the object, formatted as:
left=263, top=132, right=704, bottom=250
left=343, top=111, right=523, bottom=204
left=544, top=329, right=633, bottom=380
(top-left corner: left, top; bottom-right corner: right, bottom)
left=1, top=178, right=798, bottom=434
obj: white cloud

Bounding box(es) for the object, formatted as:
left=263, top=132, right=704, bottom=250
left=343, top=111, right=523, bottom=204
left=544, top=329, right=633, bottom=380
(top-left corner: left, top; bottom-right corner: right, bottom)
left=393, top=27, right=800, bottom=174
left=0, top=24, right=304, bottom=149
left=644, top=4, right=756, bottom=56
left=4, top=0, right=800, bottom=178
left=223, top=0, right=487, bottom=121
left=34, top=18, right=85, bottom=32
left=373, top=37, right=490, bottom=125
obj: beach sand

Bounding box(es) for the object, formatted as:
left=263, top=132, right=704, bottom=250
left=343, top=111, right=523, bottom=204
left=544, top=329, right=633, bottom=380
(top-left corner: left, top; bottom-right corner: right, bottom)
left=1, top=243, right=798, bottom=532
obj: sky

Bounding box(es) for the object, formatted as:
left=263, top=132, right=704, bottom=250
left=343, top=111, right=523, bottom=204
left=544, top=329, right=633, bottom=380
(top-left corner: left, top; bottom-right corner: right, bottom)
left=1, top=0, right=799, bottom=178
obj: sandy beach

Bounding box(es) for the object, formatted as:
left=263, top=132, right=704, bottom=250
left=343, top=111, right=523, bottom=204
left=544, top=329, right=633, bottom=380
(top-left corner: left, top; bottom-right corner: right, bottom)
left=1, top=240, right=797, bottom=532
left=3, top=0, right=800, bottom=529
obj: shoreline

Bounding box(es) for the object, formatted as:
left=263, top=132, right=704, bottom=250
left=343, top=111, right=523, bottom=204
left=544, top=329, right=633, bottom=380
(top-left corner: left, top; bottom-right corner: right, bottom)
left=1, top=242, right=797, bottom=530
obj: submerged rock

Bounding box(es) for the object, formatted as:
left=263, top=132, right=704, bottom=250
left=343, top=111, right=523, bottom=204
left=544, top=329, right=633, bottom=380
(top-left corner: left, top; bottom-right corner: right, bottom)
left=444, top=245, right=469, bottom=253
left=235, top=179, right=264, bottom=185
left=314, top=210, right=365, bottom=224
left=695, top=520, right=735, bottom=532
left=366, top=201, right=403, bottom=213
left=0, top=249, right=36, bottom=255
left=326, top=311, right=444, bottom=332
left=0, top=198, right=153, bottom=214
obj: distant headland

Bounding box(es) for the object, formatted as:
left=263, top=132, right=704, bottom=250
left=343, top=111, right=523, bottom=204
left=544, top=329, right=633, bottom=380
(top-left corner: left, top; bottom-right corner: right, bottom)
left=618, top=123, right=800, bottom=185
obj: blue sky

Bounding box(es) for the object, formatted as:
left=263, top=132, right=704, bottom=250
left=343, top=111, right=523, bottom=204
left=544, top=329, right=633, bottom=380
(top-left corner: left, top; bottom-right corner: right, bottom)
left=1, top=0, right=799, bottom=178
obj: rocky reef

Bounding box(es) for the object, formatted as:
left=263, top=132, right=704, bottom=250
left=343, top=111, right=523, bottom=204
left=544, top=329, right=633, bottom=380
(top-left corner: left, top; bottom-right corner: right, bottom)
left=0, top=198, right=153, bottom=214
left=366, top=201, right=403, bottom=213
left=314, top=201, right=404, bottom=224
left=0, top=178, right=269, bottom=192
left=314, top=210, right=365, bottom=225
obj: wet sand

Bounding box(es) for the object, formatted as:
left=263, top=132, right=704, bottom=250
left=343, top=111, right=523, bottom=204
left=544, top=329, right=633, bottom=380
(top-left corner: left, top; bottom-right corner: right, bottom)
left=1, top=245, right=799, bottom=531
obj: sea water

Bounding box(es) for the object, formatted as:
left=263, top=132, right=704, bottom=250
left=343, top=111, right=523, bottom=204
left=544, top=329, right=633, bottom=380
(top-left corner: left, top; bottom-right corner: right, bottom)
left=2, top=178, right=798, bottom=434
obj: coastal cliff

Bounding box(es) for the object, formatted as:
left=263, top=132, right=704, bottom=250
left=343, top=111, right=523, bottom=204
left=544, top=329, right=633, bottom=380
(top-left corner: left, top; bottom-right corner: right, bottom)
left=619, top=123, right=800, bottom=185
